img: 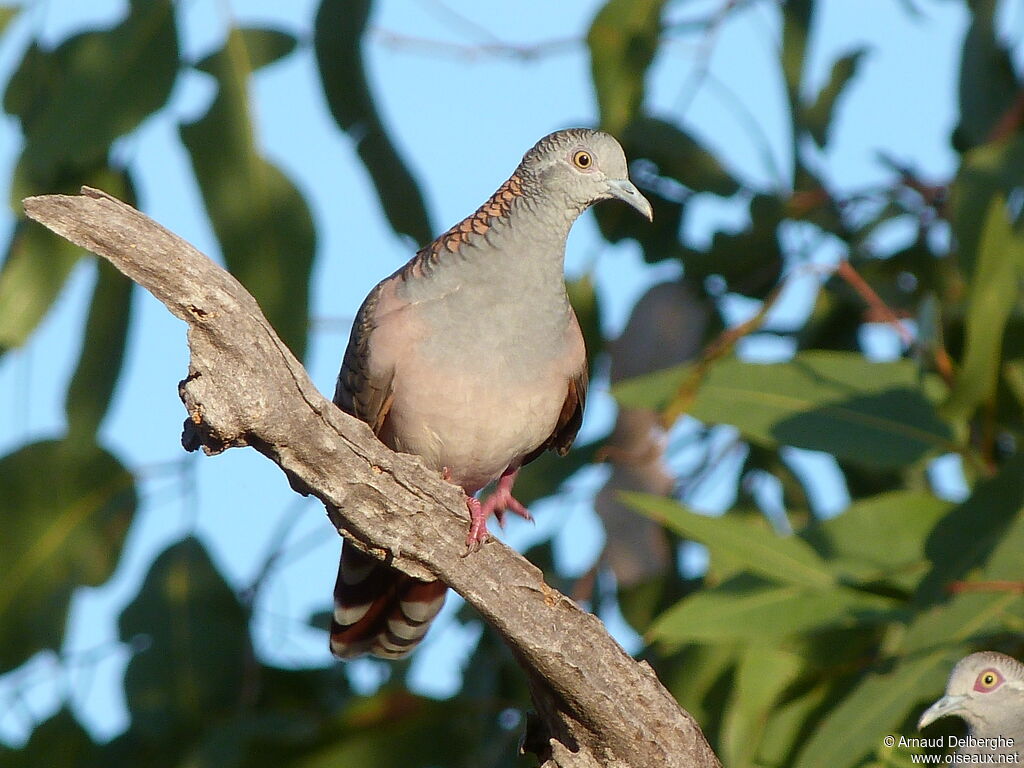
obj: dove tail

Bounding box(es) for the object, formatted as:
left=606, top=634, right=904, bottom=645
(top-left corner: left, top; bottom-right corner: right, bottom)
left=329, top=541, right=447, bottom=660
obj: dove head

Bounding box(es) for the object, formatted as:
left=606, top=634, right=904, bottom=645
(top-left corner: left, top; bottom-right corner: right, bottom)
left=519, top=128, right=653, bottom=222
left=918, top=652, right=1024, bottom=737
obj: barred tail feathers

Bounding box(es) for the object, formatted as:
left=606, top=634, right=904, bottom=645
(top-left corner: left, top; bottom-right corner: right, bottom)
left=330, top=542, right=447, bottom=659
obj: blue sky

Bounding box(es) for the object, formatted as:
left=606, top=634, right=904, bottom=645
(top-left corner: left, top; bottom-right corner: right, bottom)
left=2, top=0, right=1012, bottom=745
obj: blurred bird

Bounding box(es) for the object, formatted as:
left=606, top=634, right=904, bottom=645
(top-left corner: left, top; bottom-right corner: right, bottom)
left=918, top=651, right=1024, bottom=759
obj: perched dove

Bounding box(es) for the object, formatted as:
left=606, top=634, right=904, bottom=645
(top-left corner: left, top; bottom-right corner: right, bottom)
left=329, top=129, right=653, bottom=659
left=918, top=651, right=1024, bottom=759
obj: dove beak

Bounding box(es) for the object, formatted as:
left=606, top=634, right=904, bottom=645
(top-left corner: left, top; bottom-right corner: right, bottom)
left=918, top=694, right=967, bottom=730
left=606, top=178, right=654, bottom=222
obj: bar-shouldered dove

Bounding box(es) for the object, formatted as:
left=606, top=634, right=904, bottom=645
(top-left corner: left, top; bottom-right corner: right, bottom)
left=329, top=129, right=653, bottom=659
left=918, top=651, right=1024, bottom=759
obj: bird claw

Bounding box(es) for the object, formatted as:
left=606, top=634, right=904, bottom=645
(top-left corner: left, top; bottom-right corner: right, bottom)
left=462, top=469, right=531, bottom=555
left=485, top=493, right=532, bottom=529
left=481, top=468, right=532, bottom=527
left=464, top=496, right=489, bottom=555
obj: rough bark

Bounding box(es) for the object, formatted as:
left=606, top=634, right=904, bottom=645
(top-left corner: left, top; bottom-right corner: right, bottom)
left=23, top=187, right=721, bottom=768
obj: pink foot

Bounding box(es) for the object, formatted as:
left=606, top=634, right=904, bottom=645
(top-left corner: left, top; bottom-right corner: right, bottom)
left=480, top=469, right=532, bottom=528
left=465, top=496, right=489, bottom=553
left=462, top=468, right=532, bottom=554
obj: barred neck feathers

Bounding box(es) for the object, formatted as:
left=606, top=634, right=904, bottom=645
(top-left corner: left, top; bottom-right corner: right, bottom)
left=397, top=128, right=652, bottom=282
left=399, top=167, right=548, bottom=282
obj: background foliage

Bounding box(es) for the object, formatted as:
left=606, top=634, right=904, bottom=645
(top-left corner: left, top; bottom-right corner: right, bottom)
left=1, top=1, right=1023, bottom=767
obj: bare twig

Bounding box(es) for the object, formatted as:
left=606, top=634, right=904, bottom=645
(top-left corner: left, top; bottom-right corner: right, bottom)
left=675, top=0, right=737, bottom=109
left=662, top=277, right=789, bottom=425
left=372, top=28, right=577, bottom=61
left=22, top=188, right=720, bottom=768
left=834, top=259, right=914, bottom=346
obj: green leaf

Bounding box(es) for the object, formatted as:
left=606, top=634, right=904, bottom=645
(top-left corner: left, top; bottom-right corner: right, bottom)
left=682, top=193, right=787, bottom=298
left=180, top=28, right=316, bottom=361
left=119, top=537, right=251, bottom=740
left=314, top=0, right=432, bottom=245
left=0, top=6, right=18, bottom=36
left=620, top=352, right=955, bottom=469
left=5, top=167, right=133, bottom=357
left=757, top=682, right=833, bottom=768
left=1005, top=358, right=1024, bottom=410
left=65, top=259, right=133, bottom=439
left=915, top=453, right=1024, bottom=604
left=948, top=135, right=1024, bottom=281
left=983, top=498, right=1024, bottom=581
left=252, top=662, right=352, bottom=729
left=942, top=194, right=1024, bottom=421
left=587, top=0, right=666, bottom=135
left=954, top=0, right=1021, bottom=149
left=623, top=493, right=835, bottom=589
left=0, top=708, right=96, bottom=768
left=802, top=491, right=951, bottom=591
left=274, top=694, right=483, bottom=768
left=0, top=440, right=135, bottom=672
left=902, top=592, right=1020, bottom=654
left=781, top=0, right=815, bottom=117
left=648, top=577, right=896, bottom=646
left=661, top=644, right=740, bottom=732
left=0, top=220, right=83, bottom=353
left=197, top=27, right=297, bottom=73
left=623, top=117, right=740, bottom=196
left=3, top=0, right=178, bottom=184
left=613, top=360, right=694, bottom=410
left=805, top=48, right=868, bottom=147
left=720, top=646, right=804, bottom=767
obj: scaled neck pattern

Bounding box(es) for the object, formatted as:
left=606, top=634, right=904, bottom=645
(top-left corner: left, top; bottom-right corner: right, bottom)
left=399, top=164, right=572, bottom=282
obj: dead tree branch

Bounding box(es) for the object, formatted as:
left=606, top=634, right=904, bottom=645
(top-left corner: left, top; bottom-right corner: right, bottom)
left=23, top=188, right=720, bottom=768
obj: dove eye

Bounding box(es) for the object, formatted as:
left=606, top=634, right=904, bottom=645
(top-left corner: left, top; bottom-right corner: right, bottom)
left=572, top=150, right=593, bottom=170
left=974, top=669, right=1003, bottom=692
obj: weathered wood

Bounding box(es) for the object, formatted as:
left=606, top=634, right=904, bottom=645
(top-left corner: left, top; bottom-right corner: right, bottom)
left=23, top=187, right=720, bottom=768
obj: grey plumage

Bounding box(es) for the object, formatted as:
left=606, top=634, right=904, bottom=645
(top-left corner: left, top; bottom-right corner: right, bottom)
left=918, top=651, right=1024, bottom=759
left=330, top=128, right=653, bottom=659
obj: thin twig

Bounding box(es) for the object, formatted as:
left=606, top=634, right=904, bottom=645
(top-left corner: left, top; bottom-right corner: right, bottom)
left=663, top=277, right=789, bottom=425
left=372, top=28, right=578, bottom=61
left=834, top=259, right=914, bottom=346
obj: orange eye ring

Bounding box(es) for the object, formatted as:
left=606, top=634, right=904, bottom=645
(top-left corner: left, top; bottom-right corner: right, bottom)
left=572, top=150, right=593, bottom=170
left=974, top=669, right=1003, bottom=692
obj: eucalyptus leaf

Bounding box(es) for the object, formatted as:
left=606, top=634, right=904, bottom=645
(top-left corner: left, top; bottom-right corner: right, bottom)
left=649, top=578, right=896, bottom=647
left=119, top=537, right=250, bottom=740
left=624, top=493, right=835, bottom=589
left=314, top=0, right=432, bottom=245
left=4, top=1, right=177, bottom=184
left=942, top=194, right=1024, bottom=421
left=181, top=28, right=316, bottom=360
left=0, top=440, right=135, bottom=672
left=804, top=48, right=868, bottom=147
left=587, top=0, right=666, bottom=135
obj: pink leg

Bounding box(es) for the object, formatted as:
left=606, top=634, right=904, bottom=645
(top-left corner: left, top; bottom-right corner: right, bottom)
left=465, top=496, right=489, bottom=553
left=463, top=467, right=532, bottom=553
left=480, top=467, right=532, bottom=528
